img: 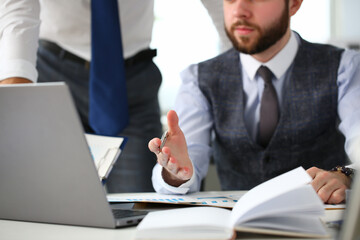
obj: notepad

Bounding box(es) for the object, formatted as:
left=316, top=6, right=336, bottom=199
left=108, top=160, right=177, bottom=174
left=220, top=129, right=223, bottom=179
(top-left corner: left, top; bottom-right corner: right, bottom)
left=85, top=133, right=126, bottom=181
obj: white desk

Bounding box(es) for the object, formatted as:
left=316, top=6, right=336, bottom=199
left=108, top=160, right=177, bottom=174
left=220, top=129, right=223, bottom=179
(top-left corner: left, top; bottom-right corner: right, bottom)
left=0, top=210, right=343, bottom=240
left=0, top=219, right=137, bottom=240
left=0, top=191, right=344, bottom=240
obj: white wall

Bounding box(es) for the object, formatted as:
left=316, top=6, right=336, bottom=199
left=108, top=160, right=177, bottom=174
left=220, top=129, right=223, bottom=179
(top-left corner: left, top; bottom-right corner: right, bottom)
left=330, top=0, right=360, bottom=49
left=151, top=0, right=220, bottom=116
left=291, top=0, right=330, bottom=43
left=151, top=0, right=358, bottom=116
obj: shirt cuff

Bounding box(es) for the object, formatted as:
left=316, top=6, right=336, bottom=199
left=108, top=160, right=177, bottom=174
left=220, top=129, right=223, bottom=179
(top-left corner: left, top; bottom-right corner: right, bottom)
left=152, top=163, right=197, bottom=195
left=346, top=135, right=360, bottom=169
left=0, top=59, right=38, bottom=82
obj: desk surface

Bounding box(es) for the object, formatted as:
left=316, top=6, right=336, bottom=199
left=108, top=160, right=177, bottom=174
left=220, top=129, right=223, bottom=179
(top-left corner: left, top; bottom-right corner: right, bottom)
left=0, top=219, right=136, bottom=240
left=0, top=210, right=343, bottom=240
left=0, top=191, right=344, bottom=240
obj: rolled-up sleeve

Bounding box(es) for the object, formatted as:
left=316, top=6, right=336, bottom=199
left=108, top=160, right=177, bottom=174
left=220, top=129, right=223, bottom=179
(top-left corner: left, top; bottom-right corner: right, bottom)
left=0, top=0, right=40, bottom=82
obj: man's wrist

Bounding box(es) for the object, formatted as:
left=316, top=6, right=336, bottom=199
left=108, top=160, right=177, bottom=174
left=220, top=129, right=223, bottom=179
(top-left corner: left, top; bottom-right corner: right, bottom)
left=330, top=166, right=355, bottom=187
left=0, top=77, right=33, bottom=84
left=161, top=168, right=190, bottom=187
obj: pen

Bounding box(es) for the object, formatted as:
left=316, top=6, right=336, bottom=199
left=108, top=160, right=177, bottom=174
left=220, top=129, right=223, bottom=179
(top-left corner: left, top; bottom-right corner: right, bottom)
left=160, top=130, right=168, bottom=150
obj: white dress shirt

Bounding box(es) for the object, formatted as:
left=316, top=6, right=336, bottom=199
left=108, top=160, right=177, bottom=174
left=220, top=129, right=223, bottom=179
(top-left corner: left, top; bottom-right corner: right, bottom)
left=152, top=31, right=360, bottom=194
left=0, top=0, right=154, bottom=82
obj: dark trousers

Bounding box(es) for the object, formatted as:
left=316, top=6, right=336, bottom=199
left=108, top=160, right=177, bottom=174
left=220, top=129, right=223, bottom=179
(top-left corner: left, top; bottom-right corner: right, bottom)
left=37, top=41, right=163, bottom=193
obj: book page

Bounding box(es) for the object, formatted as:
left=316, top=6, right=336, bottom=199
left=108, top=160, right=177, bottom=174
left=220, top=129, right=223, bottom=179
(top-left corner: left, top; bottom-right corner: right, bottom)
left=238, top=215, right=327, bottom=236
left=230, top=167, right=312, bottom=225
left=234, top=185, right=324, bottom=224
left=136, top=207, right=233, bottom=239
left=324, top=204, right=346, bottom=210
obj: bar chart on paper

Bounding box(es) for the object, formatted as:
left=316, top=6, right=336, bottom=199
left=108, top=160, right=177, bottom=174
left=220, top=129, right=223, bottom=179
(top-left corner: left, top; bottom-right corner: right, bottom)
left=107, top=192, right=245, bottom=208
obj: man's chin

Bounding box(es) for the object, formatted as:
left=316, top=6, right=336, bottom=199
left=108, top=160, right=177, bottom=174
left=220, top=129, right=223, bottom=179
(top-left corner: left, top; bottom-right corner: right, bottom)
left=227, top=31, right=259, bottom=54
left=234, top=43, right=258, bottom=55
left=233, top=36, right=257, bottom=52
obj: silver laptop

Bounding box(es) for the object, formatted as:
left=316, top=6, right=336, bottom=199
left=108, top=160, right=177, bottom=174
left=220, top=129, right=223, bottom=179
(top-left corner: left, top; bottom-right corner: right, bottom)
left=337, top=166, right=360, bottom=240
left=0, top=82, right=147, bottom=228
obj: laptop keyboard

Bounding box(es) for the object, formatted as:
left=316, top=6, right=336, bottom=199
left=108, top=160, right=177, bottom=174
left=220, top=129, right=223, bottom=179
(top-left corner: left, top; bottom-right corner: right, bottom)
left=112, top=209, right=148, bottom=219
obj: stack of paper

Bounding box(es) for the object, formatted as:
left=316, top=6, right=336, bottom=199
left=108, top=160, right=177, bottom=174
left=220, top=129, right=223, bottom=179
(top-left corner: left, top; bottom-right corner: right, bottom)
left=85, top=133, right=126, bottom=181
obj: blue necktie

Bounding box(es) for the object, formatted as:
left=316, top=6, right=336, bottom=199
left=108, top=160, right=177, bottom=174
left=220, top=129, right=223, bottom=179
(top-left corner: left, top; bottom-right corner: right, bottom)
left=89, top=0, right=128, bottom=136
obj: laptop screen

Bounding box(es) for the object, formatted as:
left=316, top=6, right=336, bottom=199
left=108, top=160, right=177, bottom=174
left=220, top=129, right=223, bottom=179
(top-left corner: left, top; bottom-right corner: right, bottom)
left=338, top=167, right=360, bottom=240
left=0, top=83, right=122, bottom=228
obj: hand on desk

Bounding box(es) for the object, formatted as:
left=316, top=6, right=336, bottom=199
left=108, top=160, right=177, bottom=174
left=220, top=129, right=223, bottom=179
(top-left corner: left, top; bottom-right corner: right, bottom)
left=0, top=77, right=33, bottom=84
left=148, top=110, right=193, bottom=187
left=307, top=167, right=351, bottom=204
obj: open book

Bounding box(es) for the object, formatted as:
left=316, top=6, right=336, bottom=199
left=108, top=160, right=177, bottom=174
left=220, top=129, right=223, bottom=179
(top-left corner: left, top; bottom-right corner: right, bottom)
left=135, top=167, right=328, bottom=239
left=85, top=133, right=126, bottom=181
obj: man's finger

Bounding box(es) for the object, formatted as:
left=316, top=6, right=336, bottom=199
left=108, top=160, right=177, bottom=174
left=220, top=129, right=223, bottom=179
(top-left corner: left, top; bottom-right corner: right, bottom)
left=167, top=110, right=181, bottom=135
left=318, top=178, right=343, bottom=203
left=167, top=157, right=179, bottom=175
left=177, top=167, right=192, bottom=180
left=317, top=183, right=334, bottom=203
left=327, top=188, right=346, bottom=204
left=148, top=138, right=161, bottom=154
left=158, top=149, right=170, bottom=167
left=311, top=175, right=327, bottom=193
left=306, top=166, right=320, bottom=178
left=309, top=169, right=333, bottom=193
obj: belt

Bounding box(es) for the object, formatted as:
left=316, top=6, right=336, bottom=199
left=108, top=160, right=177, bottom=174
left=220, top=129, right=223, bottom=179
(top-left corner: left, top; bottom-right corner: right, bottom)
left=39, top=40, right=157, bottom=68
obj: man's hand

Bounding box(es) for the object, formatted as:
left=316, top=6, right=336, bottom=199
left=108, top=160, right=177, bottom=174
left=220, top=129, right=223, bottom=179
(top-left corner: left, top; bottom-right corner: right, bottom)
left=148, top=110, right=193, bottom=187
left=307, top=167, right=351, bottom=204
left=0, top=77, right=33, bottom=84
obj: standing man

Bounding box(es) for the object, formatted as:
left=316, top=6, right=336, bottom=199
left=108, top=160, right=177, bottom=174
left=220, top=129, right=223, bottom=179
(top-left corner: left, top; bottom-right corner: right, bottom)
left=0, top=0, right=162, bottom=192
left=149, top=0, right=360, bottom=203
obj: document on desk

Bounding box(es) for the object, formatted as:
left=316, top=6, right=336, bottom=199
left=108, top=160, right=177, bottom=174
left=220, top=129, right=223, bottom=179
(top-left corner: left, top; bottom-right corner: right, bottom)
left=108, top=191, right=346, bottom=210
left=324, top=203, right=346, bottom=210
left=85, top=133, right=126, bottom=181
left=107, top=191, right=244, bottom=209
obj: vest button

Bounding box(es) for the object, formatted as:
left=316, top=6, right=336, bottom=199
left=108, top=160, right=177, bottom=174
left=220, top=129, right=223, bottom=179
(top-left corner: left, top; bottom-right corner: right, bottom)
left=264, top=155, right=270, bottom=162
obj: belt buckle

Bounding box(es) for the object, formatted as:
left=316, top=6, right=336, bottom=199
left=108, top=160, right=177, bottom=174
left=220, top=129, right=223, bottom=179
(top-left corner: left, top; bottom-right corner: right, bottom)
left=85, top=61, right=90, bottom=70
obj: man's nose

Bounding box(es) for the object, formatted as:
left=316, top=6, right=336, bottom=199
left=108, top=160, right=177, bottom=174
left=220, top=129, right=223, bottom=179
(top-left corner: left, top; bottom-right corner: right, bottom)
left=232, top=0, right=252, bottom=20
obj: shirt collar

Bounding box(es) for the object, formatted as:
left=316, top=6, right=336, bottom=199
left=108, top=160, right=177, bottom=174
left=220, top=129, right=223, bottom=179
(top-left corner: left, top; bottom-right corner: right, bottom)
left=240, top=31, right=299, bottom=80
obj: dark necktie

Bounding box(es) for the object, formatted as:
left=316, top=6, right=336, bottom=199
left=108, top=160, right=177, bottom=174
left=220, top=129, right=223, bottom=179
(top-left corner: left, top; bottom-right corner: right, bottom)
left=89, top=0, right=128, bottom=136
left=258, top=66, right=279, bottom=147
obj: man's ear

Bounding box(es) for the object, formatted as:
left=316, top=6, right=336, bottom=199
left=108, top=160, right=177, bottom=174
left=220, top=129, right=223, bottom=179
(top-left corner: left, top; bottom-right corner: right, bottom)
left=289, top=0, right=303, bottom=17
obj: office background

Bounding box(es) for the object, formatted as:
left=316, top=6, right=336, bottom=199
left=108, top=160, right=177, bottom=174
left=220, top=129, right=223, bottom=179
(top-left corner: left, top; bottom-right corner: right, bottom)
left=150, top=0, right=360, bottom=190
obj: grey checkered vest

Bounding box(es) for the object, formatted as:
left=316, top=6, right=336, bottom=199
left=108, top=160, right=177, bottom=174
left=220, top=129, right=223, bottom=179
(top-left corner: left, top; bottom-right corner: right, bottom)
left=198, top=36, right=348, bottom=190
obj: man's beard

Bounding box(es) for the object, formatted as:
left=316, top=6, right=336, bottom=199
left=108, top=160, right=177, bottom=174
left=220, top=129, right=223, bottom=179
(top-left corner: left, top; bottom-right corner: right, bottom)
left=225, top=6, right=289, bottom=55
